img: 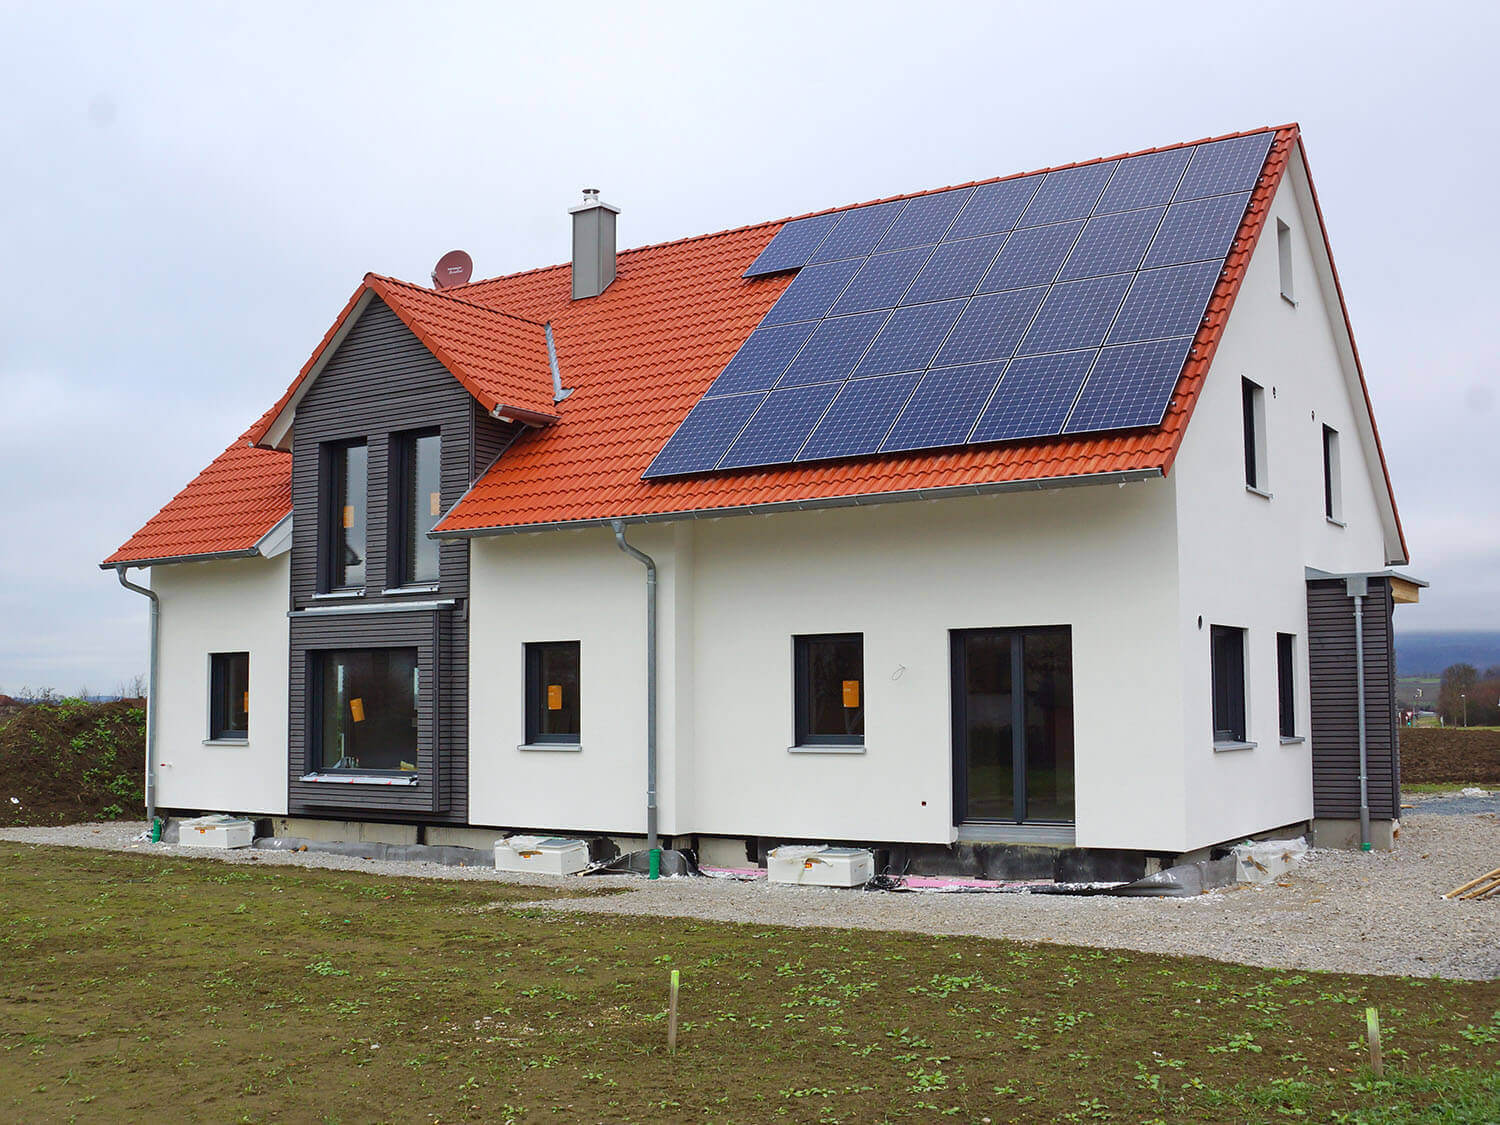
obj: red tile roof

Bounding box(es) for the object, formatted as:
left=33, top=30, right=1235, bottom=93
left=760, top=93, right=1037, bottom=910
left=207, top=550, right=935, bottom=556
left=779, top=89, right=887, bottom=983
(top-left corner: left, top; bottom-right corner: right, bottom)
left=111, top=124, right=1402, bottom=566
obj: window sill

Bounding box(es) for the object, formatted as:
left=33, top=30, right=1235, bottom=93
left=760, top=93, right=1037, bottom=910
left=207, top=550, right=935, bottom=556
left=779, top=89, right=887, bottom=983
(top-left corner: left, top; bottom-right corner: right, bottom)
left=517, top=743, right=582, bottom=753
left=311, top=590, right=365, bottom=600
left=202, top=738, right=248, bottom=747
left=787, top=744, right=866, bottom=755
left=1245, top=484, right=1273, bottom=500
left=1280, top=736, right=1306, bottom=745
left=1212, top=740, right=1257, bottom=753
left=1326, top=516, right=1347, bottom=529
left=1280, top=292, right=1299, bottom=308
left=298, top=772, right=418, bottom=786
left=382, top=584, right=439, bottom=596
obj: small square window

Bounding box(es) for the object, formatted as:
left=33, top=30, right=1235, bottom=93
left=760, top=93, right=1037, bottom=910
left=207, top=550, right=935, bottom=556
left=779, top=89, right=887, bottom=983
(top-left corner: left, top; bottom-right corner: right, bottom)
left=794, top=634, right=864, bottom=746
left=1277, top=632, right=1297, bottom=739
left=526, top=642, right=580, bottom=744
left=1210, top=625, right=1247, bottom=743
left=210, top=652, right=249, bottom=741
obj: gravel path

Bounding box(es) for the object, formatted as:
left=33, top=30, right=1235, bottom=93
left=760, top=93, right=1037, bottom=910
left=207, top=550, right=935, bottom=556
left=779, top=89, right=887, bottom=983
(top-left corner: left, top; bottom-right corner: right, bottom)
left=4, top=810, right=1497, bottom=980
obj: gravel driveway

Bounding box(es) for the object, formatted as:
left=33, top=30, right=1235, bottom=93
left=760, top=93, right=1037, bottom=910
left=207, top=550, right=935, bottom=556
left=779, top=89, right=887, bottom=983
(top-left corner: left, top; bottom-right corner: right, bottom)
left=4, top=807, right=1496, bottom=980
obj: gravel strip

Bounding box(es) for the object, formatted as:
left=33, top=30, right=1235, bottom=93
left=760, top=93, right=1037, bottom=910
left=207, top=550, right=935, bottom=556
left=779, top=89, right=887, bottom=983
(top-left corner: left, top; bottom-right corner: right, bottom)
left=3, top=812, right=1496, bottom=980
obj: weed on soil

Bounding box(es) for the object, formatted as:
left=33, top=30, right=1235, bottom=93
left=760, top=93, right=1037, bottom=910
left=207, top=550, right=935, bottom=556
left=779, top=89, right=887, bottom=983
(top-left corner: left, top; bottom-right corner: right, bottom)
left=0, top=700, right=144, bottom=827
left=1, top=844, right=1496, bottom=1123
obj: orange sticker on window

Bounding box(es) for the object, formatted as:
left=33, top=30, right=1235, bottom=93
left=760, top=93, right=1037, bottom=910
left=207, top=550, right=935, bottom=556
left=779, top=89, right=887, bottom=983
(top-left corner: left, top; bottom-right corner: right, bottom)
left=547, top=684, right=563, bottom=711
left=349, top=697, right=365, bottom=722
left=242, top=691, right=249, bottom=713
left=842, top=680, right=860, bottom=708
left=429, top=491, right=442, bottom=517
left=342, top=505, right=355, bottom=529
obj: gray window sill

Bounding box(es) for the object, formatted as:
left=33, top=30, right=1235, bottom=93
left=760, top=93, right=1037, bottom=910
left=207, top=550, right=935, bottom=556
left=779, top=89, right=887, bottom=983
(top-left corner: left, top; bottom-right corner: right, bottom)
left=298, top=772, right=418, bottom=786
left=787, top=744, right=866, bottom=755
left=518, top=743, right=582, bottom=753
left=1326, top=516, right=1346, bottom=528
left=1280, top=292, right=1299, bottom=308
left=311, top=590, right=365, bottom=600
left=382, top=584, right=439, bottom=596
left=1212, top=740, right=1257, bottom=753
left=1280, top=736, right=1306, bottom=745
left=1245, top=484, right=1273, bottom=500
left=202, top=738, right=248, bottom=747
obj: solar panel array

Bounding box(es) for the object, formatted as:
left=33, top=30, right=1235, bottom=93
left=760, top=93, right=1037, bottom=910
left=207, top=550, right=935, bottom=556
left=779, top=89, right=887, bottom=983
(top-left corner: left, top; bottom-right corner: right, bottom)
left=644, top=131, right=1274, bottom=478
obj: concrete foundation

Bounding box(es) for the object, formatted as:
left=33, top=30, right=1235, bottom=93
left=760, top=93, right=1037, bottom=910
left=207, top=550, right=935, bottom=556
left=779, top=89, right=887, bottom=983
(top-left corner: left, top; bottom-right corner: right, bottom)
left=270, top=817, right=418, bottom=845
left=1311, top=818, right=1397, bottom=851
left=425, top=825, right=505, bottom=850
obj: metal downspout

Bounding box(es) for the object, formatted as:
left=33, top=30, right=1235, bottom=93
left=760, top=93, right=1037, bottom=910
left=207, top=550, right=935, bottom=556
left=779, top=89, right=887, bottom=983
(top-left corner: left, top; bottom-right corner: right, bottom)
left=115, top=566, right=160, bottom=832
left=1349, top=579, right=1371, bottom=850
left=611, top=521, right=659, bottom=876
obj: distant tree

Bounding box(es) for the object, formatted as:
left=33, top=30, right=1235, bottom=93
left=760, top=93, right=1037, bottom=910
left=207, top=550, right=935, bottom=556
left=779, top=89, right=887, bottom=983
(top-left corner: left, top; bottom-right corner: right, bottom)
left=1438, top=663, right=1479, bottom=725
left=1483, top=665, right=1500, bottom=682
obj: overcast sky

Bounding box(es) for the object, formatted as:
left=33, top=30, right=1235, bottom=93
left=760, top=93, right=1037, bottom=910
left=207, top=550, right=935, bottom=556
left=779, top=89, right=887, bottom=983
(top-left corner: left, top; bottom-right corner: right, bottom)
left=1, top=1, right=1495, bottom=694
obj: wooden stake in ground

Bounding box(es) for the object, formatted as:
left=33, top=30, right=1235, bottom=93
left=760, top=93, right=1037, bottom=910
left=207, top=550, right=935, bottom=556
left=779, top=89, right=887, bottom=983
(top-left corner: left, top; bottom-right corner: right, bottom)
left=667, top=968, right=680, bottom=1055
left=1443, top=866, right=1500, bottom=899
left=1366, top=1007, right=1383, bottom=1077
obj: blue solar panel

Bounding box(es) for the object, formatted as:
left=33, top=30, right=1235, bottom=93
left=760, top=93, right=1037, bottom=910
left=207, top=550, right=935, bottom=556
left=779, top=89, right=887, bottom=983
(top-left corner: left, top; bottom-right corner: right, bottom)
left=1107, top=260, right=1221, bottom=345
left=932, top=286, right=1047, bottom=368
left=642, top=392, right=765, bottom=478
left=705, top=321, right=818, bottom=397
left=777, top=311, right=889, bottom=387
left=743, top=212, right=843, bottom=277
left=853, top=300, right=966, bottom=378
left=761, top=258, right=863, bottom=326
left=976, top=221, right=1083, bottom=293
left=1015, top=273, right=1131, bottom=356
left=809, top=200, right=907, bottom=263
left=876, top=188, right=972, bottom=251
left=1063, top=336, right=1193, bottom=433
left=1058, top=207, right=1164, bottom=281
left=797, top=371, right=922, bottom=462
left=1094, top=148, right=1193, bottom=214
left=829, top=247, right=932, bottom=315
left=945, top=176, right=1041, bottom=240
left=1174, top=132, right=1273, bottom=202
left=971, top=350, right=1098, bottom=443
left=1017, top=162, right=1118, bottom=227
left=881, top=361, right=1009, bottom=453
left=1142, top=192, right=1250, bottom=269
left=899, top=234, right=1007, bottom=305
left=718, top=382, right=841, bottom=469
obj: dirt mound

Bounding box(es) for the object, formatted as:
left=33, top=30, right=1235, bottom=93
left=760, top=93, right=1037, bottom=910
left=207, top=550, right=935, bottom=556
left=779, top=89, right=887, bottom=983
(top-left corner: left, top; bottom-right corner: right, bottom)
left=1400, top=727, right=1500, bottom=784
left=0, top=700, right=145, bottom=826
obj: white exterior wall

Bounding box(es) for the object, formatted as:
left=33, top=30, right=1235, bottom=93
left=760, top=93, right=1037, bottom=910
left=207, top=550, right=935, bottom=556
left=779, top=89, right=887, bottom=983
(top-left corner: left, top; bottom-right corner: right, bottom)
left=152, top=555, right=290, bottom=815
left=1170, top=165, right=1395, bottom=850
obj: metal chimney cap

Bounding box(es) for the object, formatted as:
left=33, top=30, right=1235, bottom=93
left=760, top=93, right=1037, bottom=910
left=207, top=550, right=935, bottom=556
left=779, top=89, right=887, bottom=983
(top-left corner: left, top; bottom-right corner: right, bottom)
left=569, top=187, right=620, bottom=215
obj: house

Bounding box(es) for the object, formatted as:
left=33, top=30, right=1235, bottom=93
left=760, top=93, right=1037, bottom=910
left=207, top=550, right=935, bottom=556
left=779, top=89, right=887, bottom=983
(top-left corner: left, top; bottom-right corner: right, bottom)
left=104, top=124, right=1424, bottom=878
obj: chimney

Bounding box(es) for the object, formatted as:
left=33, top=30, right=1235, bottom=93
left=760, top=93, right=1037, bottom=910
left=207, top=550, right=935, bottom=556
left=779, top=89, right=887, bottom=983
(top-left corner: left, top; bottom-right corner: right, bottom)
left=569, top=187, right=619, bottom=300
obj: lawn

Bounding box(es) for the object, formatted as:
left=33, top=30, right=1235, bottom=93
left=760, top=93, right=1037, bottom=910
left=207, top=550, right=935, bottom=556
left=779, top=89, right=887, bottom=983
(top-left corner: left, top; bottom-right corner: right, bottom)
left=1, top=844, right=1497, bottom=1124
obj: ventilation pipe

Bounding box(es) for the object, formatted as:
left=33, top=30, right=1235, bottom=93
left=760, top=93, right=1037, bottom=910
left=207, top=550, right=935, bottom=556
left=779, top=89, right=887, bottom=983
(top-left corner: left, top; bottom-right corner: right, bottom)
left=611, top=520, right=660, bottom=877
left=570, top=188, right=619, bottom=300
left=1347, top=576, right=1371, bottom=850
left=115, top=566, right=161, bottom=838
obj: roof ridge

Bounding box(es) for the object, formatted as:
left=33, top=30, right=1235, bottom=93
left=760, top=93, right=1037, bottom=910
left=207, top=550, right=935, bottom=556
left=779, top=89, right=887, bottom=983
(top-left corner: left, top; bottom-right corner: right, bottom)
left=365, top=273, right=549, bottom=328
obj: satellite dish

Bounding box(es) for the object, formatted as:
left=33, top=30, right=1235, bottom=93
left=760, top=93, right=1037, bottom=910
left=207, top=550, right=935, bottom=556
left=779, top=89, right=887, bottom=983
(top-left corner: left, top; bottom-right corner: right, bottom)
left=431, top=250, right=473, bottom=289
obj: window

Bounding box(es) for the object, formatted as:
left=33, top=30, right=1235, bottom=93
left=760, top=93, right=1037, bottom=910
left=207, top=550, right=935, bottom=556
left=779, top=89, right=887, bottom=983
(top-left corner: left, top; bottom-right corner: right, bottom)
left=1210, top=625, right=1247, bottom=744
left=1322, top=425, right=1342, bottom=521
left=525, top=642, right=581, bottom=744
left=394, top=430, right=441, bottom=586
left=1276, top=218, right=1295, bottom=303
left=1277, top=633, right=1297, bottom=739
left=794, top=634, right=864, bottom=746
left=316, top=648, right=418, bottom=772
left=1242, top=378, right=1266, bottom=491
left=326, top=441, right=368, bottom=590
left=209, top=652, right=249, bottom=740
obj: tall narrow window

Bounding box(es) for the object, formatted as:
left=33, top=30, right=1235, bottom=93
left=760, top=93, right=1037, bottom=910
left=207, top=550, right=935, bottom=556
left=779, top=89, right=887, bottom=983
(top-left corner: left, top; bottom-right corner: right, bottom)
left=209, top=652, right=249, bottom=740
left=525, top=642, right=581, bottom=744
left=1276, top=219, right=1295, bottom=303
left=1322, top=425, right=1342, bottom=522
left=1242, top=378, right=1266, bottom=491
left=794, top=634, right=864, bottom=746
left=316, top=648, right=419, bottom=772
left=327, top=441, right=368, bottom=590
left=1210, top=625, right=1247, bottom=744
left=396, top=430, right=441, bottom=585
left=1277, top=633, right=1297, bottom=739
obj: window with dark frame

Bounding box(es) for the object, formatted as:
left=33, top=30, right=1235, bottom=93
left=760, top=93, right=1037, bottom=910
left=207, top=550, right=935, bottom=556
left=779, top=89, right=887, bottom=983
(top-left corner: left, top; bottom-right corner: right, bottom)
left=1322, top=424, right=1341, bottom=521
left=794, top=633, right=864, bottom=746
left=393, top=429, right=441, bottom=586
left=315, top=647, right=419, bottom=773
left=525, top=642, right=581, bottom=744
left=1242, top=378, right=1263, bottom=490
left=325, top=440, right=368, bottom=590
left=1210, top=625, right=1247, bottom=743
left=209, top=652, right=249, bottom=740
left=1277, top=632, right=1297, bottom=739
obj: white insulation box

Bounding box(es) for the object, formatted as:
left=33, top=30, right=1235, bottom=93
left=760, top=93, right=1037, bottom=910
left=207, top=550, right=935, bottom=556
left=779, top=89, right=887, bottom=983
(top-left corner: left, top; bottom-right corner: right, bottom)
left=177, top=815, right=255, bottom=850
left=767, top=845, right=874, bottom=888
left=494, top=835, right=590, bottom=875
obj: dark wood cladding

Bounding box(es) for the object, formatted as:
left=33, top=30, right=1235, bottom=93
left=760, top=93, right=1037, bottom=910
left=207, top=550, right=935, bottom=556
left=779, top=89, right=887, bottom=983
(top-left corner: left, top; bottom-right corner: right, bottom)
left=1307, top=578, right=1399, bottom=819
left=285, top=297, right=521, bottom=824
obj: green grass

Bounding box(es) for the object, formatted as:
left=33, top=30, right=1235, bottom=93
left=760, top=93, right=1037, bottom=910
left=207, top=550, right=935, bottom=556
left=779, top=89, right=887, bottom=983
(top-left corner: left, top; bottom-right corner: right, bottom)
left=1403, top=782, right=1491, bottom=795
left=1, top=843, right=1497, bottom=1123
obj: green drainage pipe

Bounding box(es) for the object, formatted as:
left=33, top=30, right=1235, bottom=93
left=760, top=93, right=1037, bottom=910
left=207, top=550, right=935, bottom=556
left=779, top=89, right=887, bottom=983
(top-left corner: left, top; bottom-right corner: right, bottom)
left=649, top=848, right=661, bottom=879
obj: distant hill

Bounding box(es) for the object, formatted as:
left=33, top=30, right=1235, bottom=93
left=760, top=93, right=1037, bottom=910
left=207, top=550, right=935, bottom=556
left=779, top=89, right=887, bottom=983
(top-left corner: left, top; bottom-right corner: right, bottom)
left=1395, top=631, right=1500, bottom=676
